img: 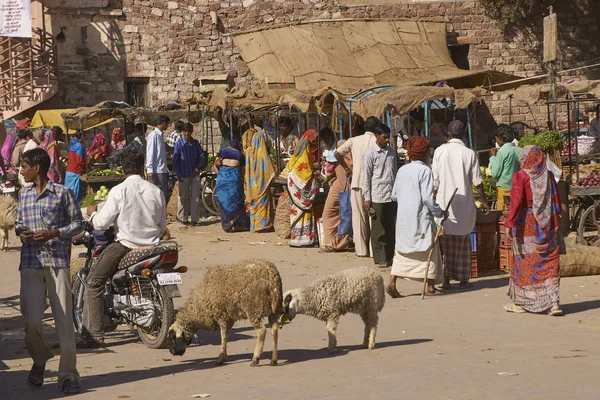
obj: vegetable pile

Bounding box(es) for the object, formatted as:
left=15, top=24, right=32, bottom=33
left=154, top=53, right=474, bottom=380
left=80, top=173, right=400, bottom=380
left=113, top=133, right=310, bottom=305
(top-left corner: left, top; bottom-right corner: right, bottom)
left=518, top=131, right=563, bottom=153
left=578, top=171, right=600, bottom=187
left=472, top=166, right=497, bottom=200
left=94, top=186, right=110, bottom=201
left=81, top=193, right=96, bottom=207
left=86, top=168, right=123, bottom=177
left=560, top=141, right=576, bottom=157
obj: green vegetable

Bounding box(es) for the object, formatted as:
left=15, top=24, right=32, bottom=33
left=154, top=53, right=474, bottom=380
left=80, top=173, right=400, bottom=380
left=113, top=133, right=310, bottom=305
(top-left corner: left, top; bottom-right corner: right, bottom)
left=279, top=313, right=290, bottom=329
left=81, top=194, right=96, bottom=207
left=518, top=131, right=563, bottom=153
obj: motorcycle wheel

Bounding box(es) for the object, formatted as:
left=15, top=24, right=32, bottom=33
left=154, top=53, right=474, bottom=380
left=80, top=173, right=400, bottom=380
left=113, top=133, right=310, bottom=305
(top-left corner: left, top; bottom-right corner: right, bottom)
left=137, top=285, right=175, bottom=349
left=72, top=278, right=85, bottom=333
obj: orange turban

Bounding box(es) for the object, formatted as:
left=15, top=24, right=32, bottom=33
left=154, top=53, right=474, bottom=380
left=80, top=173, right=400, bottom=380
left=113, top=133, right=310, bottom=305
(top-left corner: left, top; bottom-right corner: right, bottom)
left=405, top=136, right=430, bottom=160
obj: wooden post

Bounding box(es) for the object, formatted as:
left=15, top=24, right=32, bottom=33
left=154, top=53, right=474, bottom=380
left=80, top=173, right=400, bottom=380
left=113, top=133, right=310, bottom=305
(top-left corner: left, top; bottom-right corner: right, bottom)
left=544, top=9, right=558, bottom=130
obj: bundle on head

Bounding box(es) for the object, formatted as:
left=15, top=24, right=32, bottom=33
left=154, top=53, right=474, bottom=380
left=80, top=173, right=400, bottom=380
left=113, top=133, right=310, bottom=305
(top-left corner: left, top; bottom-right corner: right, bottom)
left=168, top=259, right=283, bottom=367
left=0, top=196, right=17, bottom=251
left=283, top=266, right=385, bottom=354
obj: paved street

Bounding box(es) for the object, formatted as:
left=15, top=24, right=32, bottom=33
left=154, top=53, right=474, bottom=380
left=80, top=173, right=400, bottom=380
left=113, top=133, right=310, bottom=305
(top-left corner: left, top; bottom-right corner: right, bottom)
left=1, top=221, right=600, bottom=400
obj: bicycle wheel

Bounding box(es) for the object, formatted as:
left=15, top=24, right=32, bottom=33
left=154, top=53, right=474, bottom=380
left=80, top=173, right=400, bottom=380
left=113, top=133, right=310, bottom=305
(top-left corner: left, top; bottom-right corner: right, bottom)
left=201, top=177, right=220, bottom=216
left=578, top=201, right=600, bottom=246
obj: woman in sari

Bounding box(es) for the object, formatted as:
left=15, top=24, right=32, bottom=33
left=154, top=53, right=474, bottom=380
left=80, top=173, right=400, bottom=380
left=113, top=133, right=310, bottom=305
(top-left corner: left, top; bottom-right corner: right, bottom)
left=215, top=140, right=250, bottom=232
left=504, top=145, right=563, bottom=316
left=287, top=129, right=320, bottom=248
left=111, top=128, right=125, bottom=152
left=65, top=131, right=86, bottom=200
left=1, top=133, right=17, bottom=168
left=244, top=128, right=276, bottom=232
left=40, top=129, right=62, bottom=183
left=87, top=133, right=111, bottom=168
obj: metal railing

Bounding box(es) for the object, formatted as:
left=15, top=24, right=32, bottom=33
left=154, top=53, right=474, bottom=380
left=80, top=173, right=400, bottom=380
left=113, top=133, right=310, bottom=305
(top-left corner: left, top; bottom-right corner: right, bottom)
left=0, top=27, right=58, bottom=111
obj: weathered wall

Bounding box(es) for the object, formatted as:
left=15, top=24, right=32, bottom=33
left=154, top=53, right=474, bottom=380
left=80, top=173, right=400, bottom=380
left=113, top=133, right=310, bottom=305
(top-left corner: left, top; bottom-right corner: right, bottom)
left=46, top=0, right=600, bottom=129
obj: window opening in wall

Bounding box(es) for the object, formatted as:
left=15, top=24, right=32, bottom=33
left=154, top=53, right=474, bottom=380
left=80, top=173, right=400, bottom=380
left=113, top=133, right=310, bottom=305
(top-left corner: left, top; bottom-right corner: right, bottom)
left=125, top=78, right=149, bottom=107
left=449, top=44, right=470, bottom=70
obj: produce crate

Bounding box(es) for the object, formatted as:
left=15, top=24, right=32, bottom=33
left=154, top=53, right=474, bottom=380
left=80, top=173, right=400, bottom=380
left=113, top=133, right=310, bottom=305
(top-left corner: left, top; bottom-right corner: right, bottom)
left=498, top=218, right=512, bottom=247
left=470, top=252, right=478, bottom=278
left=499, top=244, right=512, bottom=272
left=475, top=222, right=498, bottom=271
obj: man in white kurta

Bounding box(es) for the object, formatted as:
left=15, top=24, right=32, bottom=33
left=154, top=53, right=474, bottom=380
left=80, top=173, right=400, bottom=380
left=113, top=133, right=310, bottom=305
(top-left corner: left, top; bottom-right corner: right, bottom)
left=389, top=137, right=445, bottom=297
left=432, top=121, right=489, bottom=289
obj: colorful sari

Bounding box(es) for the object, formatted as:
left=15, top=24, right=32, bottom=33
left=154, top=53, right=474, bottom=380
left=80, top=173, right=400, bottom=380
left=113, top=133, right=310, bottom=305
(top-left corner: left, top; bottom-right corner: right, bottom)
left=216, top=141, right=250, bottom=232
left=244, top=129, right=276, bottom=232
left=87, top=133, right=111, bottom=167
left=40, top=130, right=61, bottom=183
left=1, top=134, right=17, bottom=174
left=111, top=128, right=125, bottom=152
left=506, top=145, right=561, bottom=312
left=65, top=137, right=86, bottom=201
left=287, top=129, right=319, bottom=247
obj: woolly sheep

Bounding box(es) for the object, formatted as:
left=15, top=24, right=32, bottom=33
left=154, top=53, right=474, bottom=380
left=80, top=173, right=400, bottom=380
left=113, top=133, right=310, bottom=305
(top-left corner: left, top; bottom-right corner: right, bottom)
left=283, top=266, right=385, bottom=354
left=168, top=259, right=283, bottom=367
left=0, top=196, right=17, bottom=251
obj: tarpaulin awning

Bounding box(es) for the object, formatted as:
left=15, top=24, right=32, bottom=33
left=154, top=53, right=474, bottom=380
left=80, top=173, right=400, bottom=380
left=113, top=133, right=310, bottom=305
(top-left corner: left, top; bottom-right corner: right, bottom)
left=232, top=20, right=521, bottom=94
left=61, top=101, right=135, bottom=132
left=506, top=79, right=600, bottom=107
left=30, top=109, right=116, bottom=133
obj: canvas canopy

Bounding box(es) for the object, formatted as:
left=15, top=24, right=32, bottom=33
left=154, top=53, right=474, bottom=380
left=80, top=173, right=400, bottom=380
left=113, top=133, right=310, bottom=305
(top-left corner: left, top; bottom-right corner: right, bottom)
left=232, top=20, right=518, bottom=94
left=507, top=79, right=600, bottom=106
left=30, top=109, right=117, bottom=133
left=61, top=101, right=135, bottom=132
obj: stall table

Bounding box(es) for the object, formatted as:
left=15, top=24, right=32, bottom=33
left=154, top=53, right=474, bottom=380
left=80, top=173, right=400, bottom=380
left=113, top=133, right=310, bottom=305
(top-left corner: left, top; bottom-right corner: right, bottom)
left=80, top=174, right=126, bottom=195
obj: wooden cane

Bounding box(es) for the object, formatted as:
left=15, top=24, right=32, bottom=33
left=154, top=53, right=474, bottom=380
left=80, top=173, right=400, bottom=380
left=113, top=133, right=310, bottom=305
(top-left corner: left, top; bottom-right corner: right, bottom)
left=422, top=188, right=458, bottom=299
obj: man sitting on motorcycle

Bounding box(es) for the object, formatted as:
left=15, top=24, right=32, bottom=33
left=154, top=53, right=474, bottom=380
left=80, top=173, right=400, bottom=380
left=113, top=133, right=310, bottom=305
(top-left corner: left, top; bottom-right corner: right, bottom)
left=82, top=153, right=166, bottom=347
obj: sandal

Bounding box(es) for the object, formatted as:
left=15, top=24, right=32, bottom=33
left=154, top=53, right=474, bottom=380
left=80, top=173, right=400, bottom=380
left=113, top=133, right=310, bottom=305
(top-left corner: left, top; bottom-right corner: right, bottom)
left=386, top=285, right=403, bottom=299
left=27, top=363, right=45, bottom=388
left=425, top=288, right=447, bottom=296
left=503, top=303, right=526, bottom=313
left=441, top=283, right=452, bottom=290
left=61, top=378, right=81, bottom=394
left=548, top=308, right=564, bottom=317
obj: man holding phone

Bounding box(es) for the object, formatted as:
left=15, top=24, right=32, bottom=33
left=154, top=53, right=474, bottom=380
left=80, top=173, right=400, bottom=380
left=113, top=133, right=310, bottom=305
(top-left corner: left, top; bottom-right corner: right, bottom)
left=15, top=148, right=83, bottom=394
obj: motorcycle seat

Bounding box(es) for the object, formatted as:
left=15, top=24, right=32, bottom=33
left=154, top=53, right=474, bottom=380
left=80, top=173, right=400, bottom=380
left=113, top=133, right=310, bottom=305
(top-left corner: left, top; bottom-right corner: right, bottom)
left=117, top=242, right=177, bottom=270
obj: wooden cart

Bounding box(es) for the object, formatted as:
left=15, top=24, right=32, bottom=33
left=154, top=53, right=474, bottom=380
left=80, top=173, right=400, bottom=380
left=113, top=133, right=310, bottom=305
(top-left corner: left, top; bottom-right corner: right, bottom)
left=570, top=185, right=600, bottom=245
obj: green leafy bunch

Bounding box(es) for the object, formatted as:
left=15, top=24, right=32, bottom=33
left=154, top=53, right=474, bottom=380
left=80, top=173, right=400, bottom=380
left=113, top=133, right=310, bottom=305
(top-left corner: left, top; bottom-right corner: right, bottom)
left=518, top=131, right=563, bottom=153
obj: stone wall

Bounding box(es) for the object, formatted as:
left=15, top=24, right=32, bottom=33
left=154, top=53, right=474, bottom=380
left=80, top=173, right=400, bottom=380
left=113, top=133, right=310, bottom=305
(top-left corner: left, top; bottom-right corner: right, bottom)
left=45, top=0, right=600, bottom=130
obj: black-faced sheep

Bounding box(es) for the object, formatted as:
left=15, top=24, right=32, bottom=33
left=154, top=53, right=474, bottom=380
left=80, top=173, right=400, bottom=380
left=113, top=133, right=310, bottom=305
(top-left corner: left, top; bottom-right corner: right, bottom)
left=283, top=266, right=385, bottom=354
left=168, top=259, right=283, bottom=367
left=0, top=196, right=17, bottom=251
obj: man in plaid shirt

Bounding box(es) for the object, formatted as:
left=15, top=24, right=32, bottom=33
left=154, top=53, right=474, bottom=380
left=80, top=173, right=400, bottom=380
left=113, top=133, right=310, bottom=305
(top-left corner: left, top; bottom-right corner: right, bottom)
left=15, top=148, right=83, bottom=394
left=165, top=120, right=184, bottom=153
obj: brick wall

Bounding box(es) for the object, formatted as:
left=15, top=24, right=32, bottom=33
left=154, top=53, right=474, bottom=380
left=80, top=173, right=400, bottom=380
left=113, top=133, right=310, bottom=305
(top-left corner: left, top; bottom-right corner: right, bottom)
left=46, top=0, right=600, bottom=130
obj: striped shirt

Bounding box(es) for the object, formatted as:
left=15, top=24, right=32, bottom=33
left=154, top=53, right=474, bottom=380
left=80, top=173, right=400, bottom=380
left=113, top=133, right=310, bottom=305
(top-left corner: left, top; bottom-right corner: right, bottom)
left=362, top=144, right=398, bottom=203
left=172, top=137, right=206, bottom=179
left=166, top=130, right=182, bottom=149
left=15, top=181, right=83, bottom=270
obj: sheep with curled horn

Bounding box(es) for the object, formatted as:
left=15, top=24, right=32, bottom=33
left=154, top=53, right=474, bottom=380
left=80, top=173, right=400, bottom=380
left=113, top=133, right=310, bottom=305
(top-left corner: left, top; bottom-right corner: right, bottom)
left=168, top=259, right=283, bottom=366
left=0, top=196, right=17, bottom=251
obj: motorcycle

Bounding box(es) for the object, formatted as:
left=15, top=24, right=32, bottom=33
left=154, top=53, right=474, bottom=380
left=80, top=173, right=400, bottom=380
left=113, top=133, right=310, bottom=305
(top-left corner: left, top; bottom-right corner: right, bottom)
left=72, top=222, right=188, bottom=348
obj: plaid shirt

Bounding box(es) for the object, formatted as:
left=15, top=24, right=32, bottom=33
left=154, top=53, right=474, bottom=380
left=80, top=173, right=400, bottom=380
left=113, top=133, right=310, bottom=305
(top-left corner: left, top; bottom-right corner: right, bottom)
left=15, top=182, right=83, bottom=270
left=165, top=131, right=182, bottom=150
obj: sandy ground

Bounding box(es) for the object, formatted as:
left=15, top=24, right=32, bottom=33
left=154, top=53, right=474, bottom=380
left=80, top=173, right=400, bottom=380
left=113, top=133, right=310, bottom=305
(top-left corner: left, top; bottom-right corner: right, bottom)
left=1, top=220, right=600, bottom=400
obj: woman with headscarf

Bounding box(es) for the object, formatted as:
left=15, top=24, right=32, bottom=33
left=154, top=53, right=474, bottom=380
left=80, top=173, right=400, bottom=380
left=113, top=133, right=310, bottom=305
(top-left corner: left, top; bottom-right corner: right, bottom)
left=504, top=145, right=563, bottom=316
left=287, top=129, right=320, bottom=248
left=215, top=139, right=250, bottom=232
left=40, top=129, right=62, bottom=183
left=111, top=128, right=125, bottom=152
left=244, top=128, right=276, bottom=232
left=65, top=131, right=86, bottom=201
left=321, top=138, right=352, bottom=252
left=388, top=136, right=445, bottom=298
left=87, top=133, right=111, bottom=168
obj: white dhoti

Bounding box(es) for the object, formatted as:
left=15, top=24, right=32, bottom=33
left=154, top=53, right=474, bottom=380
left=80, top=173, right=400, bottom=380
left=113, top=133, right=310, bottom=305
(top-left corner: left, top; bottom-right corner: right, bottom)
left=391, top=243, right=443, bottom=284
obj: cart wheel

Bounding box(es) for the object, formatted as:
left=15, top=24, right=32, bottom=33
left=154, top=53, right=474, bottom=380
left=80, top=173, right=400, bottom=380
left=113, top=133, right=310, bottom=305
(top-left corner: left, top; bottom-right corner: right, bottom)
left=577, top=201, right=600, bottom=246
left=201, top=177, right=219, bottom=217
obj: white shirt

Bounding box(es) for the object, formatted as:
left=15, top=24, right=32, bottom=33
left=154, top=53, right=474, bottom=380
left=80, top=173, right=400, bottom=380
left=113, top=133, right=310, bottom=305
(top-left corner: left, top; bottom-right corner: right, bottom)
left=146, top=127, right=168, bottom=174
left=90, top=175, right=166, bottom=249
left=24, top=138, right=39, bottom=152
left=393, top=160, right=443, bottom=253
left=362, top=144, right=397, bottom=203
left=432, top=139, right=482, bottom=236
left=335, top=131, right=376, bottom=189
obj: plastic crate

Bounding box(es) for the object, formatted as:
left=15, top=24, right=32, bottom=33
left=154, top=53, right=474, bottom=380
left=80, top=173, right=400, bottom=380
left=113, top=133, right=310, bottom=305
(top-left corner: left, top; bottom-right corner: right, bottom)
left=499, top=244, right=512, bottom=272
left=470, top=252, right=478, bottom=278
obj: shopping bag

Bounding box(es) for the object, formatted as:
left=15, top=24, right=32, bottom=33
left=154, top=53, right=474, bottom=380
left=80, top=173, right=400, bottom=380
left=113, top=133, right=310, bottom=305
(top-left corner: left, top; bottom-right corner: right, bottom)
left=338, top=179, right=353, bottom=236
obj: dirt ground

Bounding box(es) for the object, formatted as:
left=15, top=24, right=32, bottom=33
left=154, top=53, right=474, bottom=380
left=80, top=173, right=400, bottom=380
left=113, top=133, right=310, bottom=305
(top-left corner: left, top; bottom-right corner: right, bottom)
left=1, top=220, right=600, bottom=400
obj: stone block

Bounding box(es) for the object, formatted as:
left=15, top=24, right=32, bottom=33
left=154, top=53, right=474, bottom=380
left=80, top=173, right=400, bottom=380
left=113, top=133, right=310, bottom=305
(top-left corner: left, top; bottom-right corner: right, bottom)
left=151, top=8, right=164, bottom=17
left=171, top=16, right=183, bottom=24
left=168, top=2, right=178, bottom=9
left=123, top=25, right=139, bottom=33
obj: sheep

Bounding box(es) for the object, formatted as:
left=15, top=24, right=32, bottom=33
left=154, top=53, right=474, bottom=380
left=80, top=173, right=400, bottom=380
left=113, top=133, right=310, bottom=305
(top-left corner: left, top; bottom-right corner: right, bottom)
left=283, top=266, right=385, bottom=354
left=168, top=259, right=283, bottom=367
left=0, top=196, right=17, bottom=251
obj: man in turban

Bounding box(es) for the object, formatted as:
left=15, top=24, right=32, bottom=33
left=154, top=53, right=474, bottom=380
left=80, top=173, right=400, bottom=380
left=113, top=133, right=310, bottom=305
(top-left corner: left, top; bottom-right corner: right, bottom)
left=388, top=136, right=446, bottom=297
left=433, top=120, right=489, bottom=290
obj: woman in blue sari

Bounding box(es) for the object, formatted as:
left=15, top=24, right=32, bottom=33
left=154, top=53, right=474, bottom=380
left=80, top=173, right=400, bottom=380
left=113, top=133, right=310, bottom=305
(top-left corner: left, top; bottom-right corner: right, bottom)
left=215, top=140, right=250, bottom=232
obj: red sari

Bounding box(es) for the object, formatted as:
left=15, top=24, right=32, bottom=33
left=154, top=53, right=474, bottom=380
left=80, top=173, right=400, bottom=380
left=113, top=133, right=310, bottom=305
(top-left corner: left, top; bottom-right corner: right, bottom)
left=505, top=149, right=561, bottom=313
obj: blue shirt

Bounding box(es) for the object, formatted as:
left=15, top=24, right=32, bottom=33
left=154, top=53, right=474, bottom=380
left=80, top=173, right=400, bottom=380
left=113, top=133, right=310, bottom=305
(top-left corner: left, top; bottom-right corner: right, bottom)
left=15, top=181, right=83, bottom=269
left=392, top=160, right=443, bottom=253
left=172, top=138, right=206, bottom=179
left=146, top=127, right=168, bottom=174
